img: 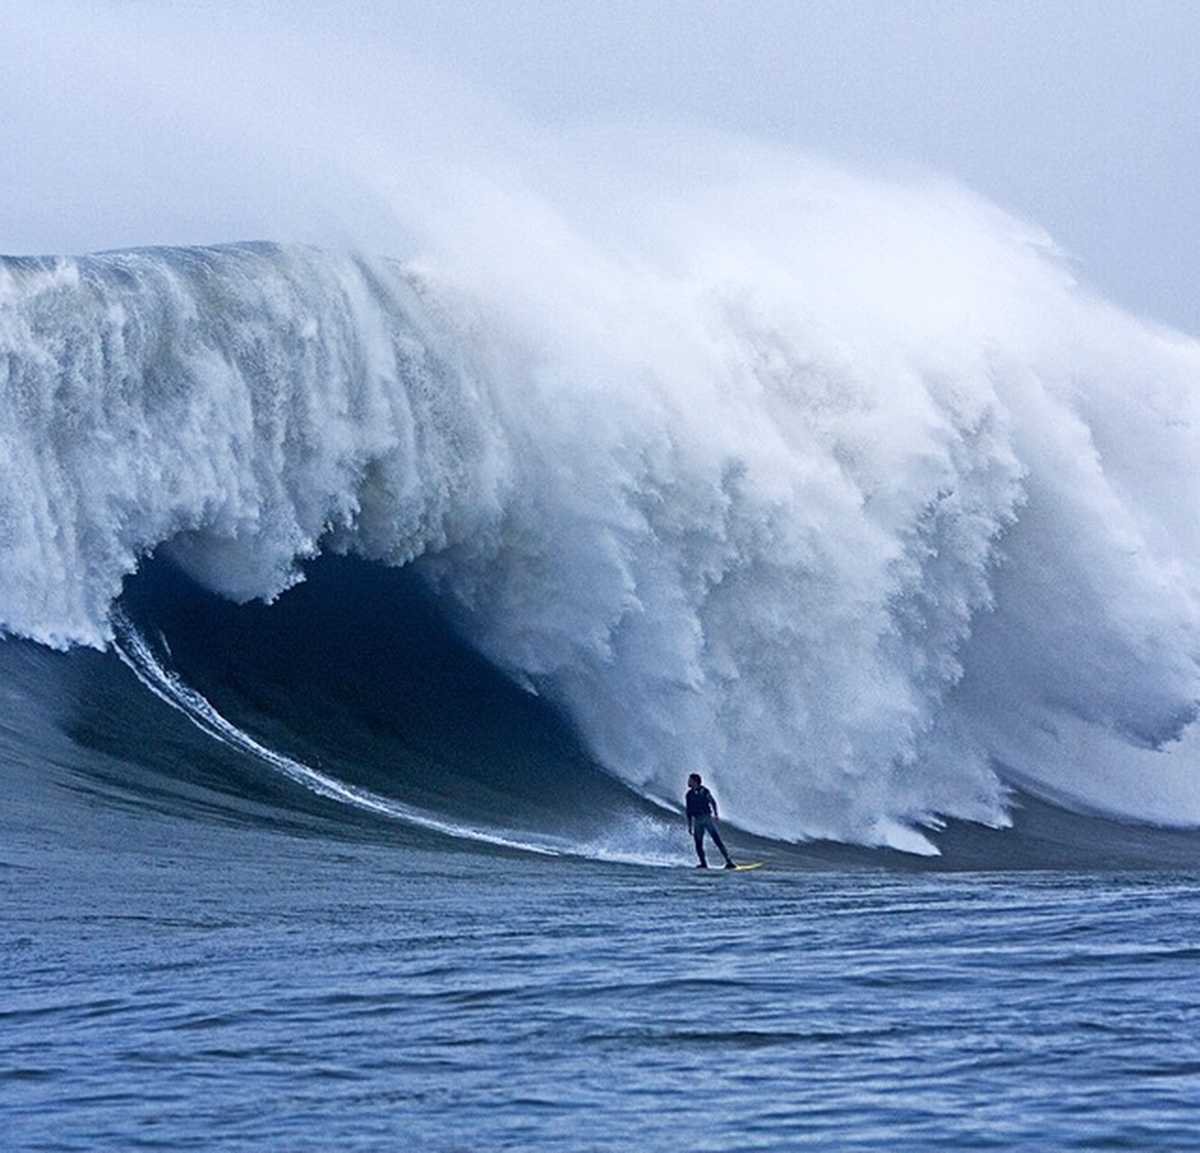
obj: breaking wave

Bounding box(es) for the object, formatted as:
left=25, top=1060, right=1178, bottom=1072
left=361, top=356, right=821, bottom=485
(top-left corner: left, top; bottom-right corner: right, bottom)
left=3, top=165, right=1199, bottom=852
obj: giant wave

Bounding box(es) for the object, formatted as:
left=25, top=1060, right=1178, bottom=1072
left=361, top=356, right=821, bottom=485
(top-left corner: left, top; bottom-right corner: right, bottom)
left=3, top=166, right=1199, bottom=853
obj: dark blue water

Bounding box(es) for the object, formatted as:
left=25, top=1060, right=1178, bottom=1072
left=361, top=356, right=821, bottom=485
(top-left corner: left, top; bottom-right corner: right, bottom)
left=6, top=789, right=1200, bottom=1152
left=4, top=560, right=1200, bottom=1150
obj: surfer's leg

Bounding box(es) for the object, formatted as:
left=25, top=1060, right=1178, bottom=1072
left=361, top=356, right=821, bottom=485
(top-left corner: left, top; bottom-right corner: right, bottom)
left=693, top=824, right=708, bottom=867
left=708, top=821, right=735, bottom=866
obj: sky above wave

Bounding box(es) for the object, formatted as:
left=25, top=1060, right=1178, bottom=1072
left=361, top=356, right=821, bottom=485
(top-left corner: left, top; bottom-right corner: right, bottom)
left=1, top=0, right=1196, bottom=334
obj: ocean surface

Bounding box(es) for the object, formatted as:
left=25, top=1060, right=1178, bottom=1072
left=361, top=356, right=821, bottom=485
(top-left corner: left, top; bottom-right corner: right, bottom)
left=3, top=558, right=1199, bottom=1151
left=4, top=232, right=1200, bottom=1150
left=6, top=800, right=1200, bottom=1152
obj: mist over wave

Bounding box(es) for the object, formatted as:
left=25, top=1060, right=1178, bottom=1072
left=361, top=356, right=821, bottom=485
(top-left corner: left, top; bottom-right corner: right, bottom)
left=2, top=160, right=1199, bottom=851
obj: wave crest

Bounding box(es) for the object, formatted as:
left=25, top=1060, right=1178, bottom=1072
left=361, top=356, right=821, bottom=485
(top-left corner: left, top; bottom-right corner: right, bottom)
left=3, top=168, right=1199, bottom=847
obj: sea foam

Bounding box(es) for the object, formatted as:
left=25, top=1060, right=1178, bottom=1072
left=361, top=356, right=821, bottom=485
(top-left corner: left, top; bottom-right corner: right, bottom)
left=2, top=164, right=1198, bottom=849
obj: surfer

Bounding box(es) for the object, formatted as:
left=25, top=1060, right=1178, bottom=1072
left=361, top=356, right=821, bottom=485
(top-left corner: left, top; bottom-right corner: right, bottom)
left=686, top=773, right=736, bottom=869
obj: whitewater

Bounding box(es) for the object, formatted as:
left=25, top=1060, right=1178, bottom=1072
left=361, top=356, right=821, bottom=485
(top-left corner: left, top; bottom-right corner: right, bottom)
left=3, top=163, right=1199, bottom=853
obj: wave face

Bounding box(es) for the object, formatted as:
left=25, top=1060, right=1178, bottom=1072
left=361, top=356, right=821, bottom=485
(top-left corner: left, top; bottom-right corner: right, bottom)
left=3, top=173, right=1200, bottom=852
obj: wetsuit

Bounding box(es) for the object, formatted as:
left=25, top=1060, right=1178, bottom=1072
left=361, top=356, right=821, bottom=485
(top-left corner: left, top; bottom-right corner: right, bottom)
left=686, top=785, right=734, bottom=867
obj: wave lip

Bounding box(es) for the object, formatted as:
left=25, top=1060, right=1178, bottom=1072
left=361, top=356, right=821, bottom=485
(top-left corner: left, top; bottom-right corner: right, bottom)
left=0, top=242, right=509, bottom=649
left=3, top=168, right=1200, bottom=849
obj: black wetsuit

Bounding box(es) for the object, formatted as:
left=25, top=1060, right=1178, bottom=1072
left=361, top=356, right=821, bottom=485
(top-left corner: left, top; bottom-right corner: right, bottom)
left=686, top=785, right=733, bottom=867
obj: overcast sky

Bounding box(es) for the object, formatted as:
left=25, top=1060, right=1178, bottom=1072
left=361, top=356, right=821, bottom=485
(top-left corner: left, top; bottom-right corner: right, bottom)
left=2, top=1, right=1197, bottom=334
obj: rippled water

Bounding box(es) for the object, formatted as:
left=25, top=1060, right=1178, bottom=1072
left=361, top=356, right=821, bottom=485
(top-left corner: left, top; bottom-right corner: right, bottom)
left=6, top=801, right=1200, bottom=1153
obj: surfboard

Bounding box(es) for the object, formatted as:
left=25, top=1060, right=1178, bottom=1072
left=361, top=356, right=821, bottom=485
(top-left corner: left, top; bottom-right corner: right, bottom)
left=731, top=862, right=764, bottom=872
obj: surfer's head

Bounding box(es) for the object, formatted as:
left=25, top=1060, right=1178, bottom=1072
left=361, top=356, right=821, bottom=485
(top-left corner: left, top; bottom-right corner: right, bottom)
left=688, top=773, right=702, bottom=788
